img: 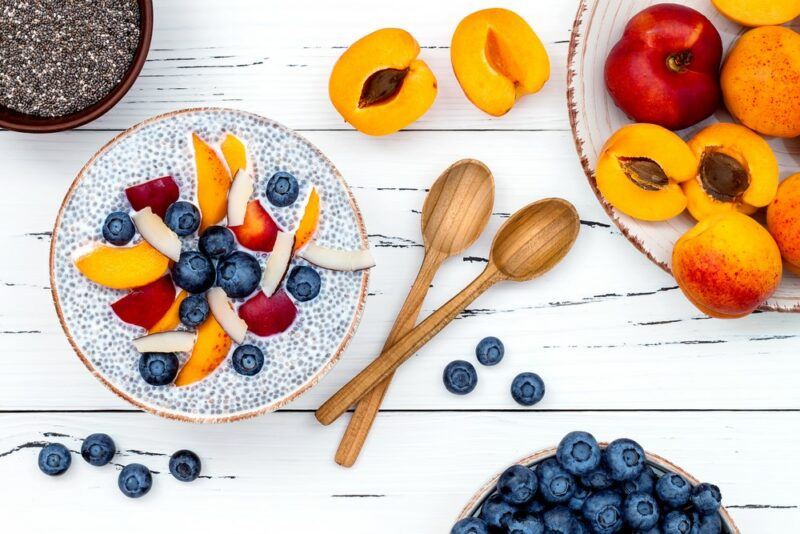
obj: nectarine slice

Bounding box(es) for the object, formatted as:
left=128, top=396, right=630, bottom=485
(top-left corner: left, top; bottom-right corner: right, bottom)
left=111, top=275, right=176, bottom=330
left=221, top=133, right=247, bottom=176
left=193, top=133, right=232, bottom=231
left=175, top=315, right=232, bottom=387
left=230, top=199, right=280, bottom=253
left=294, top=188, right=319, bottom=251
left=712, top=0, right=800, bottom=27
left=75, top=241, right=170, bottom=290
left=149, top=290, right=188, bottom=334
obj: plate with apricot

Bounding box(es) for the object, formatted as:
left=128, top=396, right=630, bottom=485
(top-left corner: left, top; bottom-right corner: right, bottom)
left=51, top=108, right=374, bottom=422
left=568, top=0, right=800, bottom=316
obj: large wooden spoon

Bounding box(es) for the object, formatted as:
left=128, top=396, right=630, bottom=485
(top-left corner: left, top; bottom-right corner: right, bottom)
left=316, top=198, right=580, bottom=426
left=334, top=159, right=494, bottom=467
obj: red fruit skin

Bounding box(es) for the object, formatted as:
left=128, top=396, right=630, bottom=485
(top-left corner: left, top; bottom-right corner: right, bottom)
left=238, top=290, right=297, bottom=337
left=230, top=200, right=279, bottom=253
left=125, top=176, right=180, bottom=218
left=604, top=3, right=723, bottom=130
left=110, top=275, right=176, bottom=330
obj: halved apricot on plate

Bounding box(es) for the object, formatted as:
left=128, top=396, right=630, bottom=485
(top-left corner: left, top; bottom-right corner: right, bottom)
left=75, top=241, right=170, bottom=290
left=767, top=173, right=800, bottom=274
left=193, top=133, right=232, bottom=231
left=329, top=28, right=437, bottom=136
left=712, top=0, right=800, bottom=27
left=174, top=314, right=232, bottom=387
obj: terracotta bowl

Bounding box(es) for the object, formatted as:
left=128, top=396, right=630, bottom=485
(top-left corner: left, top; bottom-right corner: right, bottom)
left=0, top=0, right=153, bottom=133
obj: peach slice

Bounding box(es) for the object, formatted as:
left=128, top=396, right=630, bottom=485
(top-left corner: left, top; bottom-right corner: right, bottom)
left=110, top=274, right=175, bottom=329
left=230, top=200, right=280, bottom=253
left=75, top=241, right=169, bottom=290
left=221, top=133, right=247, bottom=176
left=294, top=188, right=319, bottom=251
left=149, top=290, right=188, bottom=334
left=193, top=133, right=232, bottom=231
left=175, top=315, right=232, bottom=387
left=125, top=176, right=179, bottom=219
left=239, top=290, right=297, bottom=337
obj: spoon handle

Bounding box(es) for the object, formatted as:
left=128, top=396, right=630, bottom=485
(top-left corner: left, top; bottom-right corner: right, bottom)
left=334, top=250, right=446, bottom=467
left=316, top=264, right=503, bottom=426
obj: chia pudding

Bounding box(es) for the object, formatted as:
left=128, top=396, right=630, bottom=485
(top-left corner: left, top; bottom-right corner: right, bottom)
left=0, top=0, right=141, bottom=117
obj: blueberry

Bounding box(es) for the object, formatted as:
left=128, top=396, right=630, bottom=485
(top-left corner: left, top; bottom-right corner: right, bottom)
left=543, top=506, right=585, bottom=533
left=581, top=463, right=615, bottom=490
left=604, top=438, right=646, bottom=481
left=231, top=344, right=265, bottom=376
left=118, top=463, right=152, bottom=498
left=139, top=352, right=179, bottom=386
left=450, top=517, right=489, bottom=534
left=569, top=484, right=592, bottom=512
left=510, top=372, right=545, bottom=406
left=662, top=510, right=693, bottom=534
left=169, top=449, right=202, bottom=482
left=178, top=294, right=210, bottom=328
left=537, top=458, right=576, bottom=504
left=497, top=464, right=538, bottom=505
left=623, top=467, right=656, bottom=495
left=557, top=431, right=601, bottom=476
left=582, top=489, right=624, bottom=533
left=691, top=511, right=722, bottom=534
left=38, top=443, right=71, bottom=476
left=286, top=265, right=321, bottom=302
left=690, top=483, right=721, bottom=516
left=266, top=171, right=300, bottom=207
left=479, top=493, right=516, bottom=529
left=507, top=512, right=546, bottom=534
left=217, top=251, right=262, bottom=298
left=164, top=201, right=200, bottom=236
left=102, top=211, right=135, bottom=245
left=475, top=336, right=504, bottom=366
left=525, top=499, right=547, bottom=515
left=624, top=492, right=660, bottom=530
left=199, top=226, right=235, bottom=258
left=656, top=473, right=691, bottom=508
left=81, top=433, right=116, bottom=466
left=442, top=360, right=478, bottom=395
left=173, top=251, right=216, bottom=293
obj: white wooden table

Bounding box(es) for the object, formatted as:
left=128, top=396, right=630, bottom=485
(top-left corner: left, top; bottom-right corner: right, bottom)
left=1, top=1, right=798, bottom=531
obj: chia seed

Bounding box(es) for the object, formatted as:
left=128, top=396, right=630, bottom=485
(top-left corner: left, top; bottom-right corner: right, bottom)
left=0, top=0, right=141, bottom=117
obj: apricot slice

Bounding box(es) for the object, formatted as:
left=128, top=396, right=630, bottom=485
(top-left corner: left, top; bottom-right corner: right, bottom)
left=294, top=188, right=319, bottom=250
left=451, top=8, right=550, bottom=116
left=75, top=241, right=170, bottom=290
left=712, top=0, right=800, bottom=27
left=149, top=290, right=188, bottom=334
left=673, top=212, right=782, bottom=318
left=175, top=315, right=232, bottom=387
left=221, top=133, right=247, bottom=176
left=683, top=123, right=778, bottom=221
left=193, top=133, right=232, bottom=231
left=767, top=173, right=800, bottom=273
left=329, top=28, right=437, bottom=136
left=595, top=124, right=696, bottom=221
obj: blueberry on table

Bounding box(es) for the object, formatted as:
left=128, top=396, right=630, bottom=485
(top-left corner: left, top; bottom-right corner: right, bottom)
left=169, top=449, right=202, bottom=482
left=118, top=463, right=152, bottom=498
left=442, top=360, right=478, bottom=395
left=216, top=251, right=262, bottom=298
left=622, top=466, right=656, bottom=495
left=38, top=443, right=71, bottom=476
left=582, top=489, right=624, bottom=533
left=479, top=493, right=515, bottom=530
left=102, top=211, right=135, bottom=246
left=286, top=265, right=321, bottom=302
left=557, top=430, right=601, bottom=476
left=139, top=352, right=179, bottom=386
left=475, top=336, right=504, bottom=366
left=506, top=512, right=545, bottom=534
left=623, top=491, right=660, bottom=530
left=173, top=251, right=216, bottom=293
left=690, top=482, right=722, bottom=515
left=450, top=517, right=489, bottom=534
left=81, top=433, right=116, bottom=466
left=199, top=225, right=235, bottom=258
left=497, top=464, right=538, bottom=505
left=655, top=473, right=691, bottom=508
left=662, top=510, right=693, bottom=534
left=179, top=294, right=210, bottom=327
left=604, top=438, right=646, bottom=481
left=266, top=171, right=300, bottom=207
left=510, top=372, right=545, bottom=406
left=543, top=506, right=584, bottom=533
left=231, top=344, right=265, bottom=376
left=537, top=458, right=576, bottom=504
left=164, top=201, right=201, bottom=236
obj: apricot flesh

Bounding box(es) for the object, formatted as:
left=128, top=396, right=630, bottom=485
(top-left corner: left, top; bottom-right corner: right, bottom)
left=329, top=28, right=437, bottom=136
left=75, top=241, right=170, bottom=290
left=294, top=188, right=319, bottom=251
left=712, top=0, right=800, bottom=27
left=673, top=212, right=782, bottom=318
left=451, top=8, right=550, bottom=116
left=767, top=173, right=800, bottom=274
left=221, top=133, right=246, bottom=176
left=175, top=315, right=232, bottom=387
left=148, top=290, right=188, bottom=334
left=193, top=133, right=232, bottom=231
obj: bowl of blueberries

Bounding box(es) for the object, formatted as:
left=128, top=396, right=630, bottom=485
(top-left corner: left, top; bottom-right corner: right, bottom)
left=452, top=431, right=737, bottom=534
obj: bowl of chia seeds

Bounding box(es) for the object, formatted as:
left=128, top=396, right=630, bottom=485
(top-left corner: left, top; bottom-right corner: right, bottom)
left=0, top=0, right=152, bottom=133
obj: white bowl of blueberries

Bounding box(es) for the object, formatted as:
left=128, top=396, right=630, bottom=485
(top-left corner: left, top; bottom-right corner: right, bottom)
left=452, top=431, right=738, bottom=534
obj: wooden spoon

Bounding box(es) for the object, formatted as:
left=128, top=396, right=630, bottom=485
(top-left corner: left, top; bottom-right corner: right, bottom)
left=316, top=198, right=580, bottom=426
left=334, top=159, right=494, bottom=467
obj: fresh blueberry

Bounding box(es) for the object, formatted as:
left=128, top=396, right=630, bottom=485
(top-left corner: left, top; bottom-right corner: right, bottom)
left=656, top=473, right=691, bottom=508
left=38, top=443, right=71, bottom=476
left=525, top=499, right=547, bottom=515
left=604, top=438, right=646, bottom=481
left=557, top=431, right=601, bottom=476
left=169, top=449, right=202, bottom=482
left=217, top=251, right=262, bottom=298
left=173, top=251, right=216, bottom=293
left=199, top=225, right=235, bottom=258
left=179, top=294, right=210, bottom=327
left=475, top=336, right=504, bottom=366
left=623, top=467, right=656, bottom=495
left=479, top=493, right=516, bottom=530
left=582, top=489, right=624, bottom=533
left=662, top=510, right=693, bottom=534
left=636, top=528, right=663, bottom=534
left=118, top=463, right=152, bottom=498
left=497, top=464, right=538, bottom=505
left=81, top=433, right=116, bottom=466
left=450, top=518, right=489, bottom=534
left=266, top=171, right=300, bottom=207
left=507, top=512, right=546, bottom=534
left=231, top=344, right=265, bottom=376
left=543, top=506, right=585, bottom=533
left=537, top=458, right=576, bottom=504
left=442, top=360, right=478, bottom=395
left=569, top=484, right=592, bottom=512
left=690, top=483, right=721, bottom=516
left=102, top=211, right=135, bottom=246
left=624, top=492, right=660, bottom=530
left=691, top=511, right=722, bottom=534
left=581, top=463, right=615, bottom=490
left=511, top=372, right=545, bottom=406
left=164, top=201, right=200, bottom=236
left=286, top=265, right=321, bottom=302
left=139, top=352, right=179, bottom=386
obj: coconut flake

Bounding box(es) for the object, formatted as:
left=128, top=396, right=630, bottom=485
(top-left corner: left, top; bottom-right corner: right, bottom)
left=131, top=206, right=182, bottom=261
left=227, top=169, right=254, bottom=226
left=207, top=287, right=247, bottom=343
left=298, top=242, right=375, bottom=271
left=261, top=231, right=295, bottom=296
left=132, top=331, right=196, bottom=353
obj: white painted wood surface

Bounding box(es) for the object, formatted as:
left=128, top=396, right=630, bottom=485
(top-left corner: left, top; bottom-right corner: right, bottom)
left=0, top=0, right=797, bottom=532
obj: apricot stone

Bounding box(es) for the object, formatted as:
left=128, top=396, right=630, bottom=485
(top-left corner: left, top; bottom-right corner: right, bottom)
left=329, top=28, right=437, bottom=136
left=767, top=173, right=800, bottom=274
left=712, top=0, right=800, bottom=27
left=451, top=8, right=550, bottom=116
left=721, top=26, right=800, bottom=138
left=596, top=124, right=696, bottom=221
left=673, top=212, right=782, bottom=318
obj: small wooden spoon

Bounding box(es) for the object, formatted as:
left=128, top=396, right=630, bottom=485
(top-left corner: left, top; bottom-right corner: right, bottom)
left=316, top=198, right=580, bottom=426
left=334, top=159, right=494, bottom=467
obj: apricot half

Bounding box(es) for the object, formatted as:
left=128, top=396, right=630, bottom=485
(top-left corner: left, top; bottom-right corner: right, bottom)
left=767, top=173, right=800, bottom=273
left=329, top=28, right=437, bottom=136
left=596, top=124, right=696, bottom=221
left=673, top=212, right=782, bottom=318
left=683, top=123, right=778, bottom=221
left=451, top=8, right=550, bottom=116
left=712, top=0, right=800, bottom=27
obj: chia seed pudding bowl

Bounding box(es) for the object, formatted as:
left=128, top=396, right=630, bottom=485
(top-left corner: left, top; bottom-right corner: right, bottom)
left=0, top=0, right=153, bottom=133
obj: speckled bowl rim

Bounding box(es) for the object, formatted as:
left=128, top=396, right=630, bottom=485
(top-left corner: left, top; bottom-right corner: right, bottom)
left=49, top=107, right=370, bottom=423
left=456, top=445, right=740, bottom=532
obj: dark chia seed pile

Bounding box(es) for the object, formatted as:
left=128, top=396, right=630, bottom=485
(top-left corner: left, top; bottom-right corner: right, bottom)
left=0, top=0, right=141, bottom=117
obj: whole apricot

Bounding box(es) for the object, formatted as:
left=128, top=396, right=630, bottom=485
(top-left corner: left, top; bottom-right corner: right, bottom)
left=767, top=173, right=800, bottom=273
left=673, top=212, right=782, bottom=318
left=712, top=0, right=800, bottom=27
left=721, top=26, right=800, bottom=138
